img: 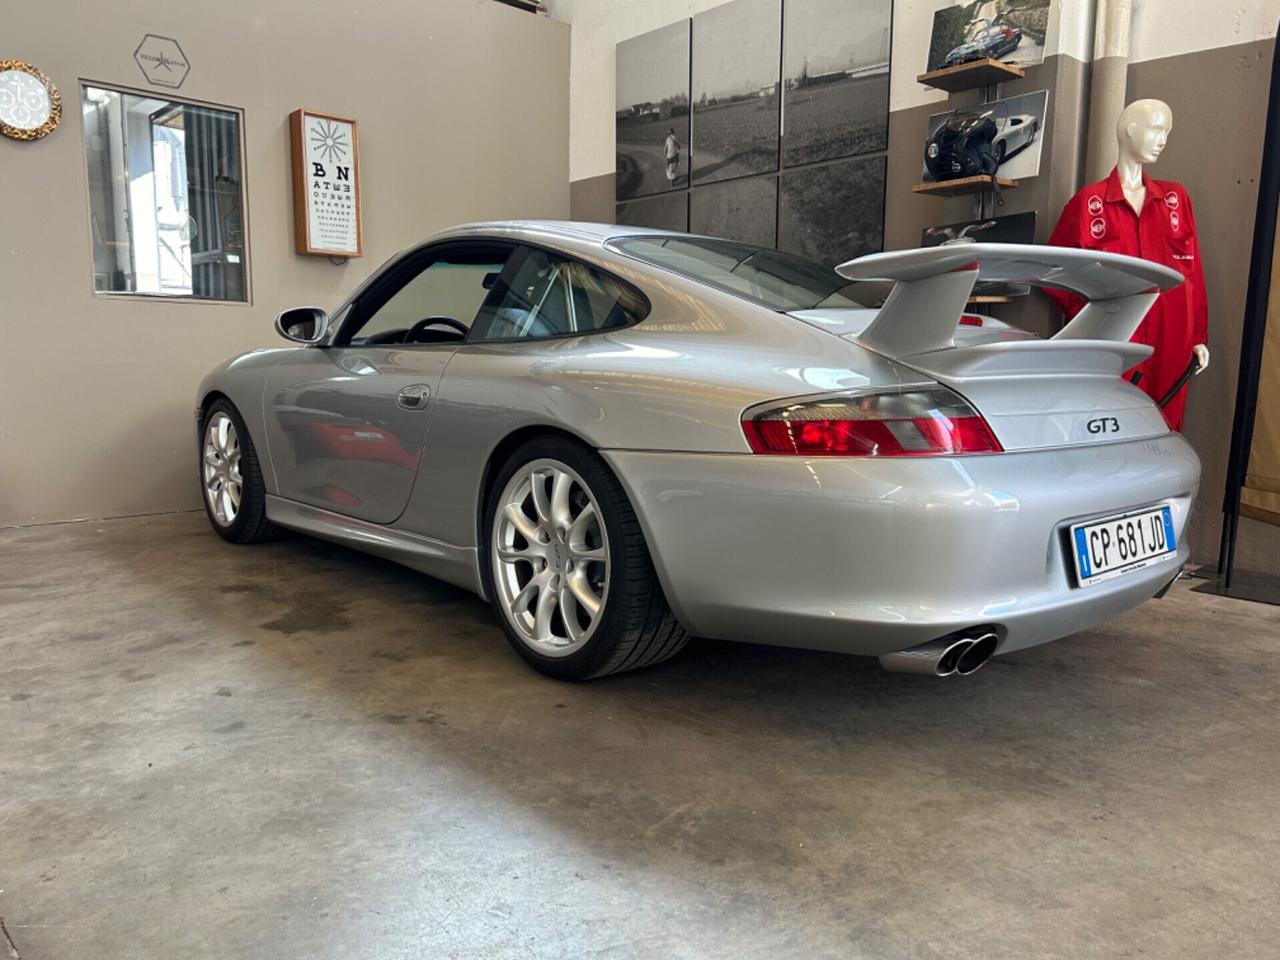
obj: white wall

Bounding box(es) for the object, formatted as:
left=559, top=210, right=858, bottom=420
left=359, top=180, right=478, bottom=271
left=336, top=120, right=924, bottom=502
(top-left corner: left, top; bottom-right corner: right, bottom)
left=1130, top=0, right=1279, bottom=64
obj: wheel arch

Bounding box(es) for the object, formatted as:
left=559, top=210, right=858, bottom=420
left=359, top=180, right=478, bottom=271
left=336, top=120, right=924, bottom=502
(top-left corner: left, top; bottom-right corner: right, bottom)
left=473, top=424, right=697, bottom=636
left=195, top=380, right=279, bottom=497
left=196, top=389, right=231, bottom=446
left=198, top=388, right=229, bottom=417
left=475, top=424, right=598, bottom=547
left=474, top=424, right=692, bottom=675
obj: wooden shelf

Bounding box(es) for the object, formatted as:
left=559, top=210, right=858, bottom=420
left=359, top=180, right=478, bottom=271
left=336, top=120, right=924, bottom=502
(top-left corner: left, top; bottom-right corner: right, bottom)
left=913, top=175, right=1019, bottom=198
left=917, top=58, right=1025, bottom=93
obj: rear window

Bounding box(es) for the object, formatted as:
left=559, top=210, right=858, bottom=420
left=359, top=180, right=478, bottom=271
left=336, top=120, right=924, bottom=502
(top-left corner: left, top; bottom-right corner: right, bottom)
left=470, top=245, right=649, bottom=342
left=610, top=235, right=879, bottom=312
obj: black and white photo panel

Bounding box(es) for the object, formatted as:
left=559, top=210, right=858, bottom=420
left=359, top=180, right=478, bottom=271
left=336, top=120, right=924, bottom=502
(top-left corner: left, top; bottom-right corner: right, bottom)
left=689, top=176, right=778, bottom=248
left=781, top=0, right=891, bottom=167
left=615, top=20, right=691, bottom=201
left=922, top=89, right=1049, bottom=183
left=616, top=192, right=690, bottom=233
left=926, top=0, right=1052, bottom=73
left=778, top=155, right=886, bottom=267
left=690, top=0, right=782, bottom=186
left=921, top=211, right=1036, bottom=247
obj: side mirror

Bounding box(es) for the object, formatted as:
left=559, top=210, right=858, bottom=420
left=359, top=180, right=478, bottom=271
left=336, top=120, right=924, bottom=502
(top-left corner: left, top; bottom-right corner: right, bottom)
left=274, top=306, right=329, bottom=345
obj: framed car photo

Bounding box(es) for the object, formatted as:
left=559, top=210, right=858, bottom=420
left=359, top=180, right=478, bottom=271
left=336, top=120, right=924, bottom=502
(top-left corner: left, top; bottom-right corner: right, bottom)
left=925, top=0, right=1052, bottom=73
left=921, top=89, right=1049, bottom=183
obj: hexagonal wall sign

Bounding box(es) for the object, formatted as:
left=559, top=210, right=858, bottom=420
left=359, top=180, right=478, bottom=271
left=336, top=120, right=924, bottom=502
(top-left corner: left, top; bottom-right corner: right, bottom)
left=134, top=34, right=190, bottom=89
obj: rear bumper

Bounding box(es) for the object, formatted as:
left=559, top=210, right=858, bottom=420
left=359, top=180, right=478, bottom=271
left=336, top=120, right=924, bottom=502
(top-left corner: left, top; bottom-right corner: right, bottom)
left=604, top=434, right=1199, bottom=657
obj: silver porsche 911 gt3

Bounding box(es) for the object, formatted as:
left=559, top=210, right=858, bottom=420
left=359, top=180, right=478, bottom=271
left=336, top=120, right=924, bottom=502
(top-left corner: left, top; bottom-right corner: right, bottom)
left=196, top=221, right=1199, bottom=680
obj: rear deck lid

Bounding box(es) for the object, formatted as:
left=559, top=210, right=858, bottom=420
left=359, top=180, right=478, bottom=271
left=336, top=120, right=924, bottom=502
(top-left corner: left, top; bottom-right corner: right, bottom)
left=820, top=244, right=1184, bottom=451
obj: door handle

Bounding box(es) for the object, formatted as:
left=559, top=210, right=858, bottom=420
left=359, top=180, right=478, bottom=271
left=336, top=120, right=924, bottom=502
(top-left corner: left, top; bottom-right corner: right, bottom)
left=396, top=384, right=431, bottom=411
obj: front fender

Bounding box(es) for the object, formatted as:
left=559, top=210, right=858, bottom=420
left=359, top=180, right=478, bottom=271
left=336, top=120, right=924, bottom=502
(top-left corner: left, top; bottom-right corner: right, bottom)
left=195, top=348, right=290, bottom=494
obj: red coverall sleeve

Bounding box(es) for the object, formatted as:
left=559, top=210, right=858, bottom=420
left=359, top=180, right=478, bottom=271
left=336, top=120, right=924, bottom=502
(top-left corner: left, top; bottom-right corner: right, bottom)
left=1181, top=193, right=1209, bottom=346
left=1044, top=192, right=1086, bottom=320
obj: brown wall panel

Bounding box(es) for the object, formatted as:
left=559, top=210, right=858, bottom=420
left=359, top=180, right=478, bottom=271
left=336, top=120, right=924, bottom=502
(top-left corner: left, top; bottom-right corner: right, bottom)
left=0, top=0, right=569, bottom=526
left=1128, top=38, right=1280, bottom=570
left=570, top=172, right=616, bottom=222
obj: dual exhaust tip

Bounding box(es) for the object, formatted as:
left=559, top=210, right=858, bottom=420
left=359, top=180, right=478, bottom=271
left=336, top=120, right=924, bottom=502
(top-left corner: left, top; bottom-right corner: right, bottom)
left=878, top=631, right=999, bottom=677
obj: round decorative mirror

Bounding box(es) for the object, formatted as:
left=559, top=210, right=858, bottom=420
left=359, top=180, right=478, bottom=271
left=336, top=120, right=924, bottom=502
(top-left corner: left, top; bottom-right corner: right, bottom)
left=0, top=60, right=61, bottom=141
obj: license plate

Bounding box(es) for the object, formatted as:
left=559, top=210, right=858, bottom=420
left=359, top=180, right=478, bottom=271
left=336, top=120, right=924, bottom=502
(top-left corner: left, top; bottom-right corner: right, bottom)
left=1071, top=506, right=1176, bottom=587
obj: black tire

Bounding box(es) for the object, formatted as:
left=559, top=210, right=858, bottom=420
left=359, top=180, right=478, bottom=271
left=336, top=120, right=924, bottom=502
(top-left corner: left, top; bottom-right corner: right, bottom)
left=481, top=436, right=688, bottom=680
left=199, top=398, right=278, bottom=544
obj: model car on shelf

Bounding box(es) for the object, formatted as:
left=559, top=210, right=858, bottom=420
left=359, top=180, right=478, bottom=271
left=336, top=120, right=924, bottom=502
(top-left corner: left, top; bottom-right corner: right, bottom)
left=944, top=20, right=1023, bottom=67
left=195, top=223, right=1197, bottom=681
left=925, top=106, right=1039, bottom=180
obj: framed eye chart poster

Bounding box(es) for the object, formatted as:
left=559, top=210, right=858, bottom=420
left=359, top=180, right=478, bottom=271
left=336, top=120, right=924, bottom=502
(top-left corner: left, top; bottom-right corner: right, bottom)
left=290, top=109, right=363, bottom=257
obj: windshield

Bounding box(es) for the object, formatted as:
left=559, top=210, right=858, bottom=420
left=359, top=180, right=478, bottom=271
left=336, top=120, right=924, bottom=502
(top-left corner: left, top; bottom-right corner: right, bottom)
left=610, top=235, right=880, bottom=312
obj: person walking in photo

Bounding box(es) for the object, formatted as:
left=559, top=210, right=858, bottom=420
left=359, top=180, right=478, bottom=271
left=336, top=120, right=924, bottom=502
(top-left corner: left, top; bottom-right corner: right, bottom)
left=664, top=127, right=681, bottom=186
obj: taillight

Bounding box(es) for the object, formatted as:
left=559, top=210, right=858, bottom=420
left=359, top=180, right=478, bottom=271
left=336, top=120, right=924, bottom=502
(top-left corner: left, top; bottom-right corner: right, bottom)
left=741, top=387, right=1002, bottom=457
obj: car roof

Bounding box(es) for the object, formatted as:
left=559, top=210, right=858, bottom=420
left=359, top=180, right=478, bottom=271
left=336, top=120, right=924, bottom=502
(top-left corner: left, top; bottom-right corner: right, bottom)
left=334, top=221, right=691, bottom=319
left=441, top=220, right=672, bottom=246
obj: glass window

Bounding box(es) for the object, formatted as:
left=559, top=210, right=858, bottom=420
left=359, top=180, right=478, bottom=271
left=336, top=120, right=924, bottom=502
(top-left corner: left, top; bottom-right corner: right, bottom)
left=610, top=235, right=880, bottom=311
left=350, top=252, right=514, bottom=345
left=471, top=247, right=648, bottom=342
left=82, top=85, right=247, bottom=301
left=342, top=245, right=512, bottom=345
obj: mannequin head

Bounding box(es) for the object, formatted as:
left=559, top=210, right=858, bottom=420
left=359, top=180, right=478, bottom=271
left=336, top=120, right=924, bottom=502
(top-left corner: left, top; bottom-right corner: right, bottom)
left=1116, top=99, right=1173, bottom=166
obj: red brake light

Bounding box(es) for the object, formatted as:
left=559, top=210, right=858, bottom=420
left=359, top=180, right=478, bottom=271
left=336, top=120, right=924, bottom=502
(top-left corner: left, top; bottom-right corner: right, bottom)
left=742, top=387, right=1002, bottom=457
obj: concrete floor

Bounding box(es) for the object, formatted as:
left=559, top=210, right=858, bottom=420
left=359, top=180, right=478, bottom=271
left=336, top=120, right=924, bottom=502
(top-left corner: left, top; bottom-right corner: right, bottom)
left=2, top=513, right=1278, bottom=960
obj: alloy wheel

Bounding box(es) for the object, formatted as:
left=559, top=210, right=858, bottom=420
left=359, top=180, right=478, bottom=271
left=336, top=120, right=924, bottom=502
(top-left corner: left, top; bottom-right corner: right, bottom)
left=203, top=412, right=243, bottom=527
left=492, top=459, right=610, bottom=656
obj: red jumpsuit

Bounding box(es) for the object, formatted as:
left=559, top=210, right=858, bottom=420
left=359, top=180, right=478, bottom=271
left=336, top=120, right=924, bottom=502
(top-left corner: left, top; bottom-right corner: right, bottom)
left=1046, top=167, right=1208, bottom=431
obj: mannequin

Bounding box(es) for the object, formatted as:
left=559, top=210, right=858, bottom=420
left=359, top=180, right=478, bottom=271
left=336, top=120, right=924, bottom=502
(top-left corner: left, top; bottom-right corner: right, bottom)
left=1118, top=102, right=1205, bottom=376
left=1047, top=99, right=1209, bottom=430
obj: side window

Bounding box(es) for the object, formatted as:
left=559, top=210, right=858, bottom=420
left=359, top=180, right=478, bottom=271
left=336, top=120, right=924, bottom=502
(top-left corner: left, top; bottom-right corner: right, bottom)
left=470, top=247, right=648, bottom=342
left=342, top=245, right=511, bottom=345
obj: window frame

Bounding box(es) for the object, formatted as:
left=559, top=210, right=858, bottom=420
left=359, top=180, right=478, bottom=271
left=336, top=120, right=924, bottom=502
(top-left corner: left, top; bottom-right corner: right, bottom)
left=332, top=239, right=516, bottom=347
left=78, top=79, right=253, bottom=307
left=464, top=242, right=651, bottom=346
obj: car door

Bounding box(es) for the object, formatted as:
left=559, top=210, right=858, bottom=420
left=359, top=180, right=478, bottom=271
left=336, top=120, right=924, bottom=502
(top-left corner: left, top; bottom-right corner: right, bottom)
left=263, top=241, right=513, bottom=523
left=395, top=243, right=651, bottom=546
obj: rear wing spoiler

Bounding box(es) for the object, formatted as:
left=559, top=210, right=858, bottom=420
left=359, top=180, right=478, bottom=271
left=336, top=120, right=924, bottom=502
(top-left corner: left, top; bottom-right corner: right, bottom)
left=836, top=243, right=1184, bottom=359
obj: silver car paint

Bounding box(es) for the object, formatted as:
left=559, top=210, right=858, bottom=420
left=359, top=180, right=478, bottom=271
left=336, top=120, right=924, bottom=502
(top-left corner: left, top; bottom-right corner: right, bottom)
left=196, top=349, right=287, bottom=494
left=605, top=435, right=1195, bottom=655
left=396, top=293, right=917, bottom=551
left=195, top=221, right=1200, bottom=658
left=262, top=344, right=456, bottom=523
